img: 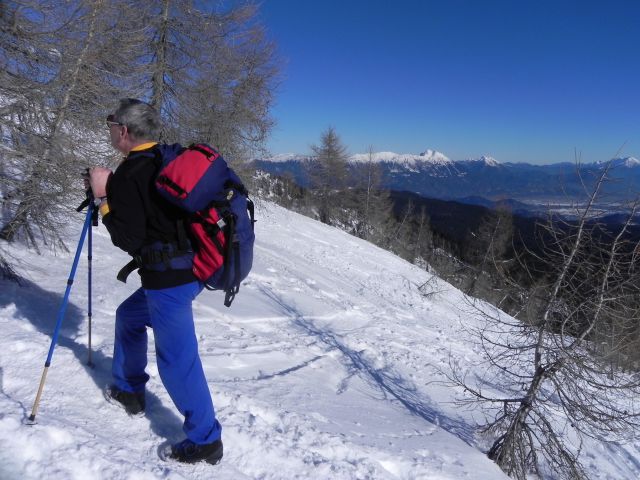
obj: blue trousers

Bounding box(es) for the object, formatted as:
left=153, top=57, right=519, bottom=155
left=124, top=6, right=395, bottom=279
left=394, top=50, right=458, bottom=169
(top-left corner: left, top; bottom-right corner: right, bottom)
left=112, top=282, right=222, bottom=444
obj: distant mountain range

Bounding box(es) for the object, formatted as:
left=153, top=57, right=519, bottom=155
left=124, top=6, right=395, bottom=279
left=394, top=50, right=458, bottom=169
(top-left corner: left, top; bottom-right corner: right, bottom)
left=254, top=150, right=640, bottom=211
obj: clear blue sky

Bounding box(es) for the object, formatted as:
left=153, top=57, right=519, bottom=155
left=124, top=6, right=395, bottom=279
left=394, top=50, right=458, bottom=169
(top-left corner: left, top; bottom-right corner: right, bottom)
left=257, top=0, right=639, bottom=164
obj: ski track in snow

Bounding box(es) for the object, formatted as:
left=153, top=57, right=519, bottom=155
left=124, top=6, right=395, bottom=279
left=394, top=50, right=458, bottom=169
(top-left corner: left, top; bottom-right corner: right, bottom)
left=0, top=201, right=638, bottom=479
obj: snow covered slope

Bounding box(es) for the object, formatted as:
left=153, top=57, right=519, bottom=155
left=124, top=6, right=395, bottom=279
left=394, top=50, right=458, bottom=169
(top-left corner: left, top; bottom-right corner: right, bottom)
left=0, top=201, right=638, bottom=479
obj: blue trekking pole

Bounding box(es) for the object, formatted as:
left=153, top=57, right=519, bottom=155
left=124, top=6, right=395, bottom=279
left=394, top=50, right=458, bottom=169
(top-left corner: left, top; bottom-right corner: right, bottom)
left=26, top=192, right=96, bottom=424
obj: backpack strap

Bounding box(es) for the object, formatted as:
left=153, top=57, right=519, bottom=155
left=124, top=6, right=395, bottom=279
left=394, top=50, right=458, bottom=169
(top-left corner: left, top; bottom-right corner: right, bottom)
left=222, top=213, right=238, bottom=307
left=222, top=197, right=255, bottom=306
left=117, top=242, right=193, bottom=283
left=247, top=198, right=255, bottom=231
left=199, top=203, right=240, bottom=307
left=117, top=259, right=139, bottom=283
left=188, top=143, right=219, bottom=159
left=224, top=238, right=242, bottom=307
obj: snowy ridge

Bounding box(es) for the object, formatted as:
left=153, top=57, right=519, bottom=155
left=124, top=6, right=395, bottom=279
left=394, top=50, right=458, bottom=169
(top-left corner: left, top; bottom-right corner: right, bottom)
left=265, top=153, right=312, bottom=163
left=350, top=149, right=452, bottom=166
left=606, top=156, right=640, bottom=168
left=459, top=155, right=500, bottom=166
left=264, top=149, right=453, bottom=166
left=0, top=201, right=638, bottom=479
left=265, top=152, right=640, bottom=169
left=265, top=149, right=501, bottom=168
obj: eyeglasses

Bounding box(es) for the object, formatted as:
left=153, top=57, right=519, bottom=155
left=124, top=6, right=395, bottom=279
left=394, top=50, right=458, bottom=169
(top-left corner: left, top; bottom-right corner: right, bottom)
left=106, top=114, right=123, bottom=128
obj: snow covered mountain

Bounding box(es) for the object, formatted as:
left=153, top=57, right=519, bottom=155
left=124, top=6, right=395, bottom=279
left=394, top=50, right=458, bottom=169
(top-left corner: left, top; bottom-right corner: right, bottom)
left=1, top=201, right=639, bottom=479
left=458, top=155, right=500, bottom=167
left=604, top=156, right=640, bottom=168
left=350, top=149, right=452, bottom=166
left=255, top=151, right=640, bottom=203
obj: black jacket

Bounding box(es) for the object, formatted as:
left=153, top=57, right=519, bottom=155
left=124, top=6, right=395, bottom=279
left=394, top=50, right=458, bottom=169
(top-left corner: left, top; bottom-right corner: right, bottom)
left=102, top=144, right=196, bottom=289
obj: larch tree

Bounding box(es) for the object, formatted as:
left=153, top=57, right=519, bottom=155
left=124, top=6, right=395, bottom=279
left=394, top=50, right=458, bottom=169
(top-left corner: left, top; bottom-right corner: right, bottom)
left=134, top=0, right=279, bottom=164
left=308, top=126, right=350, bottom=225
left=449, top=161, right=640, bottom=480
left=1, top=0, right=279, bottom=268
left=0, top=0, right=143, bottom=247
left=350, top=146, right=395, bottom=245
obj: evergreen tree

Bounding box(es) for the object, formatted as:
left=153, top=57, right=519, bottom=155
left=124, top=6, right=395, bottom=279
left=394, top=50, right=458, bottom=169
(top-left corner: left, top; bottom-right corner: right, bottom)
left=309, top=127, right=349, bottom=225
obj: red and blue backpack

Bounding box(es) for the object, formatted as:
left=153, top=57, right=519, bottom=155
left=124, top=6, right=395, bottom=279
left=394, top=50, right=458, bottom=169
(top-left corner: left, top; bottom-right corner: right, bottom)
left=117, top=143, right=255, bottom=307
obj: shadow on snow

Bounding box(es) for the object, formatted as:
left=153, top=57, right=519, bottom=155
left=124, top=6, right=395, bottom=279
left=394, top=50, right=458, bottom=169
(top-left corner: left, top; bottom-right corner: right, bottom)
left=258, top=284, right=476, bottom=447
left=0, top=274, right=183, bottom=441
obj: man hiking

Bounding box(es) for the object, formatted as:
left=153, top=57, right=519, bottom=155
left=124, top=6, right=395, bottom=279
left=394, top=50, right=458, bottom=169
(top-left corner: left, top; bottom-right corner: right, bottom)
left=88, top=98, right=223, bottom=465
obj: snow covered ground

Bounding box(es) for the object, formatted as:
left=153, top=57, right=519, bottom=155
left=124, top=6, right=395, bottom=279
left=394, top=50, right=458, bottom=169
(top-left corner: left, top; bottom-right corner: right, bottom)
left=1, top=200, right=638, bottom=479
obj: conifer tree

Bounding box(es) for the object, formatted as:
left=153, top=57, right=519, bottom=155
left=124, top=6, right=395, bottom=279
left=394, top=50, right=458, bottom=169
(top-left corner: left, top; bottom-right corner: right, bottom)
left=309, top=127, right=349, bottom=225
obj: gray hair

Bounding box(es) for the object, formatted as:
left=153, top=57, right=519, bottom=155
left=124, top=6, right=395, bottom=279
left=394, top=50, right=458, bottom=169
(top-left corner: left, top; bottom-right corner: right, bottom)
left=113, top=98, right=161, bottom=141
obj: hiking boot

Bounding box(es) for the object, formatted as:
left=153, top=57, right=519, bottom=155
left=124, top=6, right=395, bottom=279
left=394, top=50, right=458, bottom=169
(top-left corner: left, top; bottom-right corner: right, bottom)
left=167, top=438, right=223, bottom=465
left=104, top=385, right=145, bottom=416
